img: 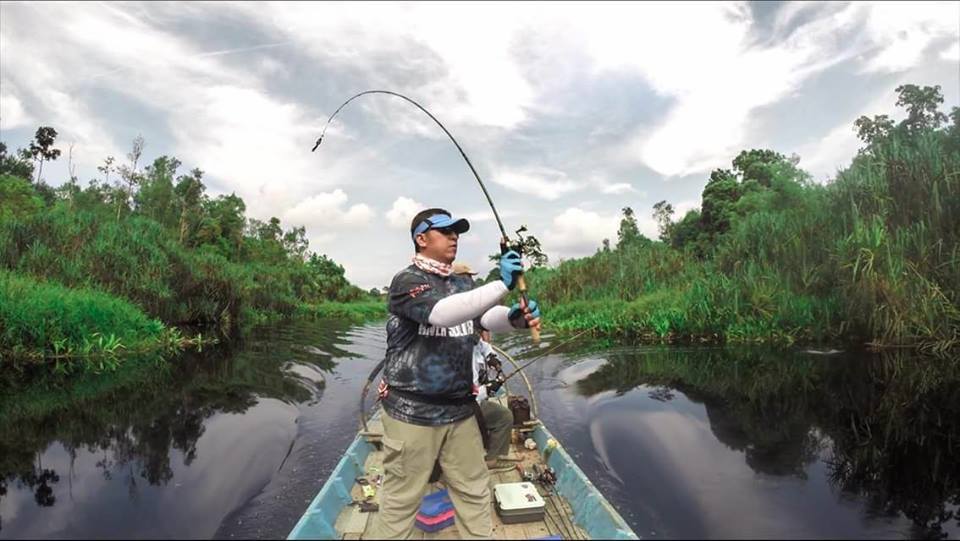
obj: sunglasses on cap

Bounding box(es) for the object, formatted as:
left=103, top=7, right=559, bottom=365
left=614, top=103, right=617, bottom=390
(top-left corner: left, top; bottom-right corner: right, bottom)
left=411, top=213, right=470, bottom=238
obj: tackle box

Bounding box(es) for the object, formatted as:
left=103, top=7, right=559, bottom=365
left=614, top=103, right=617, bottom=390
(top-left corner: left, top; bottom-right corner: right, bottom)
left=493, top=482, right=546, bottom=524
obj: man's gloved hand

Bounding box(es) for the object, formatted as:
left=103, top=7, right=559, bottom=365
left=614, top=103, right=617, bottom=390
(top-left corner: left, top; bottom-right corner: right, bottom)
left=499, top=250, right=524, bottom=290
left=509, top=298, right=540, bottom=329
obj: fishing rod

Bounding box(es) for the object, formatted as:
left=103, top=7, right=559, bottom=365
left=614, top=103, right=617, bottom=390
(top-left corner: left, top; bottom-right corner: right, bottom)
left=494, top=329, right=590, bottom=384
left=311, top=89, right=540, bottom=343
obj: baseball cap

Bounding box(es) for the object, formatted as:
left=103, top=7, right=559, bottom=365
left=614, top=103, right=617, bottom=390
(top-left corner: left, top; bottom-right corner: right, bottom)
left=452, top=262, right=478, bottom=275
left=411, top=213, right=470, bottom=238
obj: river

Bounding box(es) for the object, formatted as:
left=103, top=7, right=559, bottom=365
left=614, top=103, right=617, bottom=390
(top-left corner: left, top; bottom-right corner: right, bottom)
left=1, top=319, right=957, bottom=539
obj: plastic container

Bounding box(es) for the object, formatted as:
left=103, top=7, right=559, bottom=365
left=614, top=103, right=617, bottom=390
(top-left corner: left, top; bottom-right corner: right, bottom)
left=415, top=509, right=455, bottom=532
left=415, top=489, right=456, bottom=532
left=493, top=482, right=546, bottom=524
left=418, top=489, right=453, bottom=516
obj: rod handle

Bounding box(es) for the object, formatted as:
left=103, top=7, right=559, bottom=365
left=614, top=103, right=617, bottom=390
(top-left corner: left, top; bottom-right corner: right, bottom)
left=516, top=275, right=541, bottom=344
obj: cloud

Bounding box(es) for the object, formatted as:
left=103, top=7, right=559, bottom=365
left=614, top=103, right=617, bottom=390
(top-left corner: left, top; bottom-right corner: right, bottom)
left=858, top=2, right=959, bottom=74
left=491, top=165, right=582, bottom=200
left=230, top=2, right=538, bottom=132
left=542, top=204, right=666, bottom=261
left=940, top=40, right=960, bottom=62
left=601, top=183, right=636, bottom=195
left=0, top=87, right=32, bottom=130
left=282, top=189, right=373, bottom=232
left=543, top=207, right=620, bottom=259
left=601, top=2, right=956, bottom=178
left=672, top=199, right=701, bottom=219
left=386, top=196, right=424, bottom=228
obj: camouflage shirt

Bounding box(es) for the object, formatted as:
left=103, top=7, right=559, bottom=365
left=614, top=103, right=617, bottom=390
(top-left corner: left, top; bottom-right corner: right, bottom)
left=381, top=264, right=479, bottom=426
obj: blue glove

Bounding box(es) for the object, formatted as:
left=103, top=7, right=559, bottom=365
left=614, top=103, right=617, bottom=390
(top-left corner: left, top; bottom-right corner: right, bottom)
left=509, top=298, right=540, bottom=328
left=499, top=250, right=523, bottom=290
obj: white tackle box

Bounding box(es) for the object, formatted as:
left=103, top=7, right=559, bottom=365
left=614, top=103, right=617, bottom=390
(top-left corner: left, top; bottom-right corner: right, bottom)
left=493, top=482, right=546, bottom=524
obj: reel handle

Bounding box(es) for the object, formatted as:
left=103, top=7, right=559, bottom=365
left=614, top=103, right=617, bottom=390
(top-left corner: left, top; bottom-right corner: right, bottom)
left=500, top=240, right=541, bottom=344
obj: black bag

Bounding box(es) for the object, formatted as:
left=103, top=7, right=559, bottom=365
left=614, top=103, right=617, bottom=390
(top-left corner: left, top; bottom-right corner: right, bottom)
left=508, top=396, right=531, bottom=426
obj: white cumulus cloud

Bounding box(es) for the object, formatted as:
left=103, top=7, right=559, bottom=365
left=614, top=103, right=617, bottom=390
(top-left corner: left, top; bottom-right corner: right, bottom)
left=491, top=165, right=582, bottom=201
left=0, top=87, right=32, bottom=130
left=543, top=207, right=620, bottom=260
left=283, top=189, right=373, bottom=232
left=386, top=196, right=425, bottom=228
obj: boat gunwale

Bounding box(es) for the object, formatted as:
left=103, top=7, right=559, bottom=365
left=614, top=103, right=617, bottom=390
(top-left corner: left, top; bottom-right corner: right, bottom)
left=287, top=432, right=375, bottom=539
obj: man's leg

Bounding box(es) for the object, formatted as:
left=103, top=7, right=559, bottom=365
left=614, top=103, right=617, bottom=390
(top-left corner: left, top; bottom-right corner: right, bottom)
left=479, top=401, right=513, bottom=462
left=367, top=408, right=443, bottom=540
left=438, top=415, right=493, bottom=539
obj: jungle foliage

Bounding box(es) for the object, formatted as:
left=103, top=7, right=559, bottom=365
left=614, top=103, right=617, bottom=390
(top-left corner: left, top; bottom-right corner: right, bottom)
left=0, top=131, right=384, bottom=366
left=533, top=84, right=959, bottom=354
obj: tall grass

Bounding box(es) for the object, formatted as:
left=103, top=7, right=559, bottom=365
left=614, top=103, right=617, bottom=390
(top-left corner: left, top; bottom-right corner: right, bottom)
left=0, top=270, right=185, bottom=371
left=537, top=123, right=959, bottom=353
left=0, top=202, right=382, bottom=341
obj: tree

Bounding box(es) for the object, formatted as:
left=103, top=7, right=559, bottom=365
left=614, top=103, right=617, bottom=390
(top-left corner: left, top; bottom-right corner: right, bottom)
left=854, top=114, right=895, bottom=146
left=617, top=206, right=642, bottom=248
left=732, top=149, right=788, bottom=188
left=652, top=200, right=674, bottom=243
left=27, top=127, right=61, bottom=183
left=198, top=193, right=247, bottom=257
left=174, top=168, right=206, bottom=244
left=306, top=253, right=350, bottom=300
left=946, top=107, right=960, bottom=155
left=282, top=225, right=309, bottom=261
left=699, top=169, right=740, bottom=237
left=0, top=142, right=35, bottom=180
left=895, top=84, right=947, bottom=134
left=0, top=174, right=44, bottom=221
left=670, top=209, right=703, bottom=252
left=116, top=135, right=145, bottom=221
left=98, top=156, right=116, bottom=184
left=136, top=156, right=181, bottom=227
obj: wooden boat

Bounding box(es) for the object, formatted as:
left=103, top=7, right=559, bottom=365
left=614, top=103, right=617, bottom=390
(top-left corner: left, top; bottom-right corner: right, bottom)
left=287, top=387, right=639, bottom=540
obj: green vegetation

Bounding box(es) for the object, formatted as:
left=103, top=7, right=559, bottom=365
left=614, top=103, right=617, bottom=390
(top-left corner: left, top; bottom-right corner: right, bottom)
left=0, top=132, right=384, bottom=370
left=0, top=270, right=187, bottom=370
left=297, top=300, right=389, bottom=322
left=534, top=84, right=959, bottom=354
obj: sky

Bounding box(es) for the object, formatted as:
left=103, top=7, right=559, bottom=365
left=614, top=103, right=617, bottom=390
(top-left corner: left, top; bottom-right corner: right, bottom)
left=1, top=1, right=958, bottom=290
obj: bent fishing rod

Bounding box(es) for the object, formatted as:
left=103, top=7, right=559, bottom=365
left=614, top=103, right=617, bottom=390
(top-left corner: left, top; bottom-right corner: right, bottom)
left=311, top=89, right=540, bottom=343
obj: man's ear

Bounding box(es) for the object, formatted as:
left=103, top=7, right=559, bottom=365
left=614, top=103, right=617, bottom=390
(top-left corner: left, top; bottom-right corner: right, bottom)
left=415, top=233, right=428, bottom=249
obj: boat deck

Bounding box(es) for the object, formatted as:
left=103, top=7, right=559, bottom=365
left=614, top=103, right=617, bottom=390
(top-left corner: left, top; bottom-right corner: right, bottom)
left=334, top=416, right=590, bottom=540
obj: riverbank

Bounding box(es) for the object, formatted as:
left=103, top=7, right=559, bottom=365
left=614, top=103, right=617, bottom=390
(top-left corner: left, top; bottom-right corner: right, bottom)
left=525, top=86, right=958, bottom=356
left=0, top=269, right=386, bottom=373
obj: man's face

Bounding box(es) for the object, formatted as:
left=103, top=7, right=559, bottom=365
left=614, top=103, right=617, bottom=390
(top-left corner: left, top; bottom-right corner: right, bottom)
left=416, top=227, right=459, bottom=264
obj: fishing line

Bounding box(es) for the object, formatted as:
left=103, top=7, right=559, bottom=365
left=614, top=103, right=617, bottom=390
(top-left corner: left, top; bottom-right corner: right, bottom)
left=312, top=90, right=541, bottom=344
left=312, top=90, right=508, bottom=239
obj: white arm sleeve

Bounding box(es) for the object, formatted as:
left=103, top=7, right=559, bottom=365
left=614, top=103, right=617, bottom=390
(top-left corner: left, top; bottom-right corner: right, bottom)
left=427, top=280, right=509, bottom=327
left=480, top=305, right=515, bottom=333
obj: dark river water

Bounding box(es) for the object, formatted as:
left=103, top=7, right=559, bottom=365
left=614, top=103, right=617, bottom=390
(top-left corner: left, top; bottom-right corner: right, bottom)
left=1, top=319, right=958, bottom=539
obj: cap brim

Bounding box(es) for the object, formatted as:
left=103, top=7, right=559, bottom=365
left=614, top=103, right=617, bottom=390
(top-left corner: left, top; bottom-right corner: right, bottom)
left=429, top=215, right=470, bottom=234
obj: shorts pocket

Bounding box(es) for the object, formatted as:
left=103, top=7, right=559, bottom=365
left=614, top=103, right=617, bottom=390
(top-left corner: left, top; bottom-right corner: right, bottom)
left=381, top=435, right=406, bottom=478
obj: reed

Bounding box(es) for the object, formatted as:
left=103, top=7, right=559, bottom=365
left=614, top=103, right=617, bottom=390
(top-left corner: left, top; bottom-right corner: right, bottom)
left=536, top=98, right=959, bottom=353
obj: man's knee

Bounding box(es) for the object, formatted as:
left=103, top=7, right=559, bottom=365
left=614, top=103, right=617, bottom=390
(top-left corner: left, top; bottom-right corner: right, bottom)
left=483, top=402, right=513, bottom=429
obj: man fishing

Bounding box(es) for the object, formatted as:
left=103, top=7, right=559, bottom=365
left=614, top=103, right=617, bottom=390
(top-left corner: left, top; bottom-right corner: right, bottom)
left=368, top=208, right=541, bottom=540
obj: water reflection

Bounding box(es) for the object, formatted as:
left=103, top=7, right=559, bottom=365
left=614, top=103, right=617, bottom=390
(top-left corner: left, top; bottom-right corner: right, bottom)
left=2, top=326, right=957, bottom=539
left=0, top=319, right=370, bottom=538
left=573, top=348, right=960, bottom=539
